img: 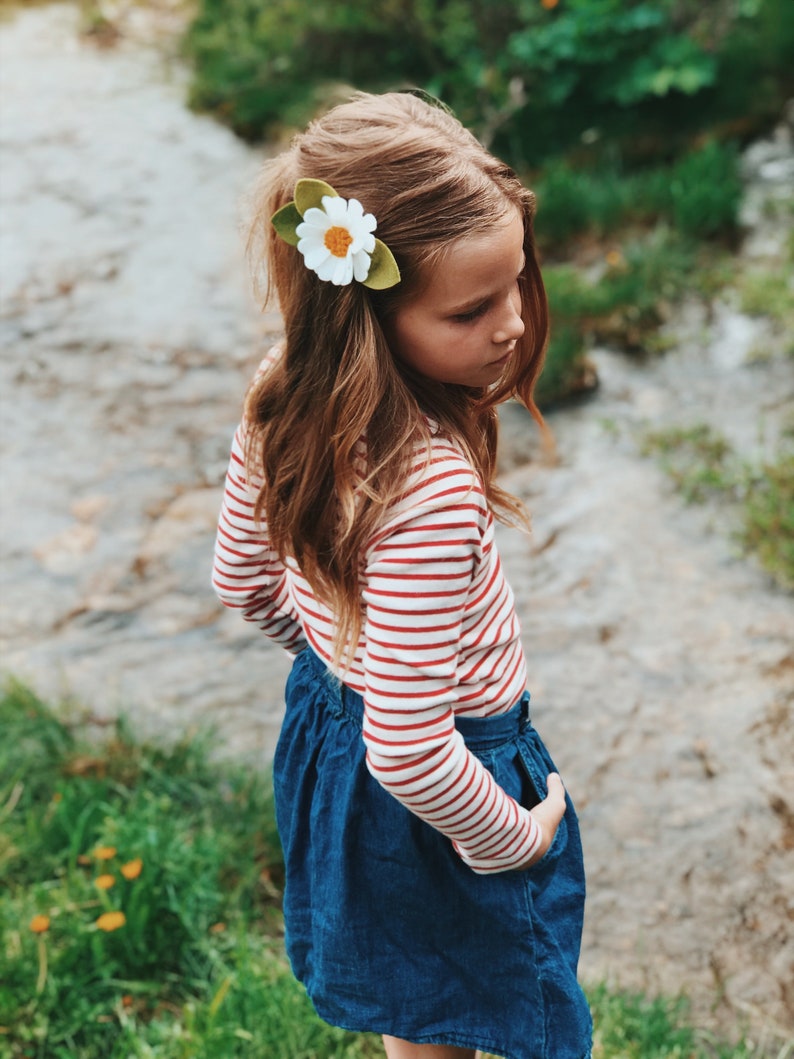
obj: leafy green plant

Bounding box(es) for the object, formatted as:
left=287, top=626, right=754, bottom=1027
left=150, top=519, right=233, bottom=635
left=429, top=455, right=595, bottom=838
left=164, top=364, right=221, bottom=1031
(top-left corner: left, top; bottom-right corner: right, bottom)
left=667, top=140, right=743, bottom=239
left=0, top=685, right=291, bottom=1057
left=537, top=226, right=698, bottom=405
left=183, top=0, right=792, bottom=168
left=534, top=141, right=742, bottom=250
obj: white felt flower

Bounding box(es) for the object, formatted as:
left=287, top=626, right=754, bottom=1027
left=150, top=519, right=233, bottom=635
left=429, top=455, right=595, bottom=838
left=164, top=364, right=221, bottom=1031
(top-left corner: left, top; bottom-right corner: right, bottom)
left=296, top=195, right=378, bottom=286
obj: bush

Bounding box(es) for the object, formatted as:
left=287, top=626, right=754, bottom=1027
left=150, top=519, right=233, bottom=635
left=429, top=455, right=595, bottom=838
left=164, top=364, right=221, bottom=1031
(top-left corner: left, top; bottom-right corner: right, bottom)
left=668, top=141, right=743, bottom=239
left=183, top=0, right=793, bottom=167
left=534, top=141, right=742, bottom=249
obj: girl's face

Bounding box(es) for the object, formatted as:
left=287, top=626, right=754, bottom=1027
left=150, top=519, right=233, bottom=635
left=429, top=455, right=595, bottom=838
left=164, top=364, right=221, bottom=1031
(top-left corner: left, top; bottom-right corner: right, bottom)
left=386, top=208, right=526, bottom=388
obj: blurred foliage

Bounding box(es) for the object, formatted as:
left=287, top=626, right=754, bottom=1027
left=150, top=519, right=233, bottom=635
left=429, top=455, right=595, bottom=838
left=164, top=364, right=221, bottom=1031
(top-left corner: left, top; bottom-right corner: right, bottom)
left=539, top=227, right=699, bottom=404
left=535, top=140, right=743, bottom=249
left=641, top=426, right=794, bottom=589
left=183, top=0, right=793, bottom=166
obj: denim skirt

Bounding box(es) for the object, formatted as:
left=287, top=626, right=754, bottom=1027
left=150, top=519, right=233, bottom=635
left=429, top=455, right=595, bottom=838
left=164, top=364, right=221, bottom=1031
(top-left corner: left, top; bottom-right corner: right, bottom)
left=273, top=648, right=593, bottom=1059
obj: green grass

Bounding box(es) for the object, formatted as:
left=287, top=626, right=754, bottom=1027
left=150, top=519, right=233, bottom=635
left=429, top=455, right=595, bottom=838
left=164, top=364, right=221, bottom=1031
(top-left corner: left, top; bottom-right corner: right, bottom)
left=0, top=684, right=784, bottom=1057
left=641, top=425, right=794, bottom=590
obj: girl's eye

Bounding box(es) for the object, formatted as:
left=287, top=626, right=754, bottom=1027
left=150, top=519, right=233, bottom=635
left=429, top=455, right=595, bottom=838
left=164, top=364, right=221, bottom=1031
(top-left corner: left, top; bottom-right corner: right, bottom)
left=453, top=303, right=488, bottom=323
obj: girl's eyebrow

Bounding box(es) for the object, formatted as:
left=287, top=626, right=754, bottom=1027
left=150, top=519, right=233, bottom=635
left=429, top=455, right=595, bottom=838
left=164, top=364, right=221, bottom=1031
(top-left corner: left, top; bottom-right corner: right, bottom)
left=447, top=292, right=490, bottom=315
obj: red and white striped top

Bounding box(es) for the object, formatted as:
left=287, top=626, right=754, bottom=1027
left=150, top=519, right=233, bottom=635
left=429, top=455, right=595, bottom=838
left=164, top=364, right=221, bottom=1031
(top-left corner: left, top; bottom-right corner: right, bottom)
left=213, top=404, right=541, bottom=874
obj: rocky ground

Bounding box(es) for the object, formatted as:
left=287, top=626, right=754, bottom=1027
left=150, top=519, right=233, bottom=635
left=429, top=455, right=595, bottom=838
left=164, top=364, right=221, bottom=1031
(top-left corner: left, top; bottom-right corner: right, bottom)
left=1, top=3, right=792, bottom=1042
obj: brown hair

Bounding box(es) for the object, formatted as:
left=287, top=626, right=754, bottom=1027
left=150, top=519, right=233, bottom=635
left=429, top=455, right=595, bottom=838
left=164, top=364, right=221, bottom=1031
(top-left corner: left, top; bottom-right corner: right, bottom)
left=244, top=91, right=549, bottom=666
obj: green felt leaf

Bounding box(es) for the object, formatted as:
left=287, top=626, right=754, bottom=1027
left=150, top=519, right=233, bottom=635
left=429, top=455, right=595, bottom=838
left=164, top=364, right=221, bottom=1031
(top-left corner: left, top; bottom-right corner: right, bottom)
left=363, top=239, right=401, bottom=290
left=271, top=202, right=302, bottom=245
left=294, top=178, right=338, bottom=215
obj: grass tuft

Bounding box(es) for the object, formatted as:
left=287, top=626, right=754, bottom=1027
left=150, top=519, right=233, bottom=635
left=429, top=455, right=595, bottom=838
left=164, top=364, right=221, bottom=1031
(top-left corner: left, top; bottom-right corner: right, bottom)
left=641, top=425, right=794, bottom=590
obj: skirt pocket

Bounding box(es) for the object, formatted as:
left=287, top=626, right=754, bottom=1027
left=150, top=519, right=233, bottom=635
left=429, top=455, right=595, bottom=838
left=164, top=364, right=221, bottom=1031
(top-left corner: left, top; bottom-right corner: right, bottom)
left=489, top=731, right=570, bottom=877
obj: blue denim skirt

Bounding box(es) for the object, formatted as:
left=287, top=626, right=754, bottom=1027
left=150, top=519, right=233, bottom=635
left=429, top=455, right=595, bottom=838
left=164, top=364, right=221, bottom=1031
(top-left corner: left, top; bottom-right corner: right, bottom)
left=273, top=648, right=593, bottom=1059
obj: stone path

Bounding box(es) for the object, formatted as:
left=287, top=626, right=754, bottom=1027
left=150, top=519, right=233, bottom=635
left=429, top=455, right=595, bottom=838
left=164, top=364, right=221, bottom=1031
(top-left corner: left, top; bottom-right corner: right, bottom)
left=1, top=3, right=792, bottom=1038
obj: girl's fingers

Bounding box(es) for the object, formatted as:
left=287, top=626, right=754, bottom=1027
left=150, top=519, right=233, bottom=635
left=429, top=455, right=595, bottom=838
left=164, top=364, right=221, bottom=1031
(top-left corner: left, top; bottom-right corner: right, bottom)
left=547, top=771, right=564, bottom=794
left=522, top=773, right=567, bottom=869
left=544, top=773, right=566, bottom=823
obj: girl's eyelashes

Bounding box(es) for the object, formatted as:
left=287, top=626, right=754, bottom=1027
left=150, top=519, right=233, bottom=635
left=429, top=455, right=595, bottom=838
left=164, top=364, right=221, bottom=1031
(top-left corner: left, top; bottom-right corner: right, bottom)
left=453, top=303, right=488, bottom=323
left=453, top=273, right=524, bottom=324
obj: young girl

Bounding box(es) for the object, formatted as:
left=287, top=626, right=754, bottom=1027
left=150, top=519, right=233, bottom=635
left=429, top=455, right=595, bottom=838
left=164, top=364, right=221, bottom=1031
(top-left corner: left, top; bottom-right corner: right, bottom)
left=213, top=91, right=592, bottom=1059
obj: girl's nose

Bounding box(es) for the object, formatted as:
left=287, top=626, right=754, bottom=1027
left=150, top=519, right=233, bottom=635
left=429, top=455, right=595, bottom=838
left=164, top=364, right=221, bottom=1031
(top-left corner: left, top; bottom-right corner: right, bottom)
left=492, top=288, right=525, bottom=345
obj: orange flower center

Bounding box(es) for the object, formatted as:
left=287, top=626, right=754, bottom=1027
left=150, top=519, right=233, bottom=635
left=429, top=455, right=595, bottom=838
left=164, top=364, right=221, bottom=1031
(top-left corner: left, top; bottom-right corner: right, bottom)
left=324, top=225, right=353, bottom=258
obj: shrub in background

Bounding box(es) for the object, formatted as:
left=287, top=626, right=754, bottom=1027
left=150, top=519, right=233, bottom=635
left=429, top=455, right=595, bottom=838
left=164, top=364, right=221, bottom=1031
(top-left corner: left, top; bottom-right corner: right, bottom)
left=183, top=0, right=793, bottom=168
left=534, top=141, right=743, bottom=250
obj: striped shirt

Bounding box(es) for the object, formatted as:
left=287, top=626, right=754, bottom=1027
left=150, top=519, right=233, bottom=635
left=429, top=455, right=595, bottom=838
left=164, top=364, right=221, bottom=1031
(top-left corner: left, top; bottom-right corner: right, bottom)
left=213, top=406, right=541, bottom=874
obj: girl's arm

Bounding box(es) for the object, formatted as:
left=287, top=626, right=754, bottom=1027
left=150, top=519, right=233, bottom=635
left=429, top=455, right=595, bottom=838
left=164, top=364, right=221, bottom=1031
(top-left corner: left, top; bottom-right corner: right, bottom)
left=212, top=423, right=307, bottom=655
left=361, top=452, right=543, bottom=875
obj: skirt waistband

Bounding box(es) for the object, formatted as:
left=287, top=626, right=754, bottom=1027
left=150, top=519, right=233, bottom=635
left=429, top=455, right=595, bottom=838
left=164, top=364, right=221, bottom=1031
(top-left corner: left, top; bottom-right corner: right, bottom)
left=299, top=647, right=532, bottom=753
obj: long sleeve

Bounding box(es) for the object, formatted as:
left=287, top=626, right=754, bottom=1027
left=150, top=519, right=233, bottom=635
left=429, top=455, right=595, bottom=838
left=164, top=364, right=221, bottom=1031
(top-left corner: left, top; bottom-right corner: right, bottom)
left=361, top=449, right=541, bottom=874
left=212, top=424, right=308, bottom=655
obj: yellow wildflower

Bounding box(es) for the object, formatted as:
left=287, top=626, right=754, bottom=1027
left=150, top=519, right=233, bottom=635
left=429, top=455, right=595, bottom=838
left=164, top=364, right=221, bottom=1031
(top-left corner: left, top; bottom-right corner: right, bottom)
left=541, top=0, right=559, bottom=8
left=95, top=874, right=116, bottom=890
left=120, top=858, right=143, bottom=880
left=93, top=845, right=117, bottom=861
left=96, top=911, right=126, bottom=932
left=29, top=914, right=51, bottom=934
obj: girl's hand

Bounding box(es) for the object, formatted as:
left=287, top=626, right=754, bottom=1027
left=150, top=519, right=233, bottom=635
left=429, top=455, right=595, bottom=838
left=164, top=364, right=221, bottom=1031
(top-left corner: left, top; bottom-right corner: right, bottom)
left=522, top=773, right=566, bottom=869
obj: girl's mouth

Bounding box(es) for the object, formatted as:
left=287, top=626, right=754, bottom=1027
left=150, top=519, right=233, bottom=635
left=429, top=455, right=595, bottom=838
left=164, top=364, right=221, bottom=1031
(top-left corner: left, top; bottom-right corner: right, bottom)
left=490, top=347, right=514, bottom=367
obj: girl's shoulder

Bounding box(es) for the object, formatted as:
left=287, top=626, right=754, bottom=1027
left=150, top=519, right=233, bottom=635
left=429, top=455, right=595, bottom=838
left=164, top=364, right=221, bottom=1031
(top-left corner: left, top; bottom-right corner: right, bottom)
left=388, top=430, right=488, bottom=521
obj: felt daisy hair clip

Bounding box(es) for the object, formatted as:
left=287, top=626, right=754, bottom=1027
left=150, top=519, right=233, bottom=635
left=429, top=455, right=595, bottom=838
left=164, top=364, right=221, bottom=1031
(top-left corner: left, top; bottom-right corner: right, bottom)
left=272, top=179, right=401, bottom=290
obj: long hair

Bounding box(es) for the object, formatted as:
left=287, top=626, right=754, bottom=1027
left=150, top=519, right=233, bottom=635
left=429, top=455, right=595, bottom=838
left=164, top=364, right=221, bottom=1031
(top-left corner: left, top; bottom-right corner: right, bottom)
left=244, top=91, right=549, bottom=666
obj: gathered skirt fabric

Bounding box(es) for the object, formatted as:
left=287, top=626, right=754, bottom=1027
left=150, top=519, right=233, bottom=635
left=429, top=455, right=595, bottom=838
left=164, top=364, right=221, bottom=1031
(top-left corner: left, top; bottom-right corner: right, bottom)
left=273, top=647, right=593, bottom=1059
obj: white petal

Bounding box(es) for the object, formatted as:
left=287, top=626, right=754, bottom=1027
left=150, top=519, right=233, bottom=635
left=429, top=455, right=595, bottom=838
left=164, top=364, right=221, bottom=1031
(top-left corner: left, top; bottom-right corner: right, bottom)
left=348, top=230, right=373, bottom=255
left=346, top=197, right=365, bottom=222
left=322, top=196, right=347, bottom=223
left=316, top=255, right=340, bottom=282
left=297, top=230, right=324, bottom=251
left=332, top=256, right=354, bottom=285
left=352, top=250, right=372, bottom=282
left=299, top=207, right=332, bottom=231
left=300, top=243, right=331, bottom=270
